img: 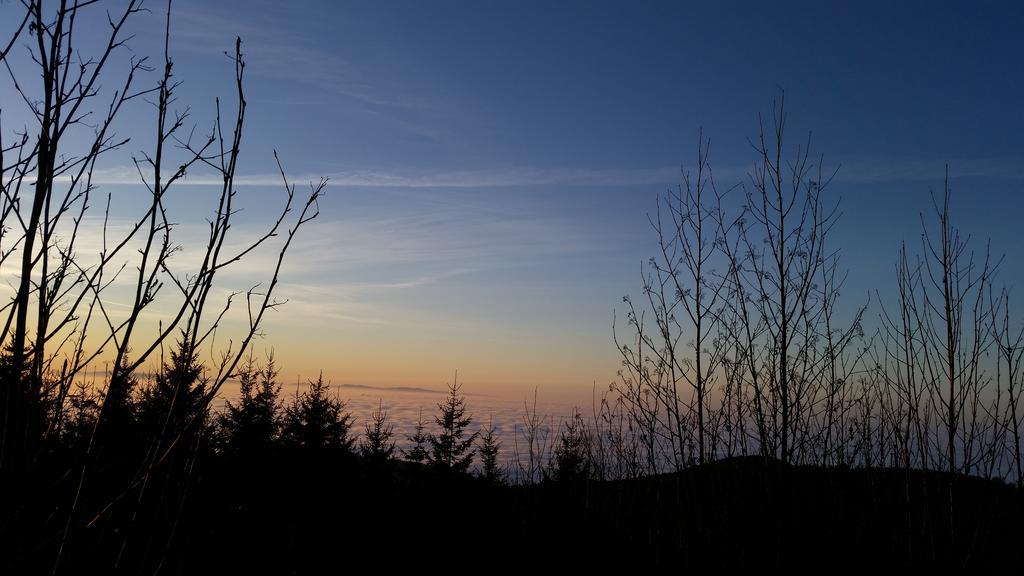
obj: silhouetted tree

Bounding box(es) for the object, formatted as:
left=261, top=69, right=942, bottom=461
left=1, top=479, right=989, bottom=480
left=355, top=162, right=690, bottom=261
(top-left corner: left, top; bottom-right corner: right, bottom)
left=512, top=389, right=552, bottom=483
left=88, top=358, right=143, bottom=467
left=547, top=408, right=593, bottom=482
left=61, top=382, right=102, bottom=454
left=137, top=337, right=212, bottom=456
left=739, top=96, right=852, bottom=464
left=614, top=132, right=729, bottom=468
left=360, top=399, right=396, bottom=461
left=991, top=287, right=1024, bottom=487
left=218, top=355, right=282, bottom=456
left=921, top=182, right=998, bottom=476
left=102, top=360, right=139, bottom=432
left=428, top=376, right=477, bottom=473
left=404, top=408, right=430, bottom=463
left=281, top=373, right=354, bottom=452
left=0, top=1, right=326, bottom=572
left=478, top=418, right=503, bottom=483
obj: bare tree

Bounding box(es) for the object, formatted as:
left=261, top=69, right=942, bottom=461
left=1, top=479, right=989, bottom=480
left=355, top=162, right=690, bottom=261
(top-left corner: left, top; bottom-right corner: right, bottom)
left=877, top=242, right=931, bottom=470
left=614, top=132, right=732, bottom=469
left=913, top=178, right=999, bottom=476
left=512, top=388, right=552, bottom=483
left=738, top=94, right=851, bottom=464
left=990, top=287, right=1024, bottom=487
left=612, top=96, right=866, bottom=471
left=0, top=1, right=324, bottom=570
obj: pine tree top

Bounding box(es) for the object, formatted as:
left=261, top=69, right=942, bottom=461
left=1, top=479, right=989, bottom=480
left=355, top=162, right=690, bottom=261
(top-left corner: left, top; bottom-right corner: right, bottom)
left=428, top=376, right=478, bottom=473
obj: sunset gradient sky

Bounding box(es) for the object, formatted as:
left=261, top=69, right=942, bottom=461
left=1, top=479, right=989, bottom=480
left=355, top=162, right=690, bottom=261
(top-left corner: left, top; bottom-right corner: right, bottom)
left=4, top=0, right=1023, bottom=403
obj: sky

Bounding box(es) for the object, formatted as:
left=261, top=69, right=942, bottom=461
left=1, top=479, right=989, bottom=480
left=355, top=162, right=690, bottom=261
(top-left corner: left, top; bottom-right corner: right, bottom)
left=3, top=0, right=1024, bottom=404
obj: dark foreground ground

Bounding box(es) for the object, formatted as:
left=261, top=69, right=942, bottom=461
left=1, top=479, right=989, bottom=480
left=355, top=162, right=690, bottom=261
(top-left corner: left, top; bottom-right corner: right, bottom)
left=6, top=453, right=1023, bottom=573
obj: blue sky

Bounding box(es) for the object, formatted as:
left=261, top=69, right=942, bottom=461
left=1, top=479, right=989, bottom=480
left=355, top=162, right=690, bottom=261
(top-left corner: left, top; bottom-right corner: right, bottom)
left=3, top=0, right=1023, bottom=401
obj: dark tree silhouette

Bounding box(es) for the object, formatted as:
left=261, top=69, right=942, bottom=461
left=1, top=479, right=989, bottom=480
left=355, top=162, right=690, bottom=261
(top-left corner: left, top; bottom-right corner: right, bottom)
left=547, top=408, right=593, bottom=483
left=100, top=360, right=139, bottom=435
left=60, top=382, right=102, bottom=454
left=137, top=336, right=211, bottom=456
left=281, top=373, right=354, bottom=452
left=0, top=2, right=324, bottom=571
left=218, top=355, right=282, bottom=455
left=991, top=287, right=1024, bottom=487
left=917, top=181, right=998, bottom=476
left=428, top=375, right=478, bottom=473
left=404, top=408, right=430, bottom=463
left=0, top=0, right=1021, bottom=568
left=614, top=132, right=729, bottom=468
left=89, top=358, right=143, bottom=467
left=478, top=417, right=503, bottom=483
left=360, top=399, right=396, bottom=461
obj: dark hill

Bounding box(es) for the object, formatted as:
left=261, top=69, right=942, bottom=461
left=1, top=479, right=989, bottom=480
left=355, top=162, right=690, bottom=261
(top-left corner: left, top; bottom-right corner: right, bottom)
left=68, top=454, right=1019, bottom=573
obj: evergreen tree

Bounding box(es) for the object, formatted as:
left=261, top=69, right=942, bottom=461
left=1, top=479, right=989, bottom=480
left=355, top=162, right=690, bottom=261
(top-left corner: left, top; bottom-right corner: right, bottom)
left=218, top=354, right=282, bottom=455
left=547, top=408, right=593, bottom=482
left=478, top=417, right=503, bottom=483
left=403, top=407, right=430, bottom=463
left=62, top=381, right=101, bottom=453
left=137, top=338, right=211, bottom=455
left=132, top=337, right=213, bottom=554
left=94, top=358, right=141, bottom=461
left=0, top=348, right=44, bottom=471
left=102, top=360, right=138, bottom=432
left=428, top=376, right=478, bottom=473
left=359, top=399, right=395, bottom=461
left=281, top=373, right=354, bottom=452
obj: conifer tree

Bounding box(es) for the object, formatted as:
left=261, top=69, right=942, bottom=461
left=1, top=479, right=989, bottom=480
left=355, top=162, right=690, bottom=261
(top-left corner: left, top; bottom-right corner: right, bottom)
left=94, top=358, right=141, bottom=461
left=548, top=409, right=593, bottom=482
left=428, top=375, right=478, bottom=473
left=478, top=417, right=503, bottom=483
left=281, top=373, right=354, bottom=452
left=360, top=399, right=396, bottom=460
left=404, top=408, right=430, bottom=463
left=102, top=358, right=138, bottom=430
left=218, top=354, right=282, bottom=455
left=137, top=337, right=211, bottom=454
left=62, top=381, right=101, bottom=453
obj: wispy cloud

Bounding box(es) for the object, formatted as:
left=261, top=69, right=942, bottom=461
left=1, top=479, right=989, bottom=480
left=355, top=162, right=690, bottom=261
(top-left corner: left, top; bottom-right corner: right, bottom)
left=281, top=206, right=604, bottom=275
left=828, top=156, right=1024, bottom=183
left=28, top=190, right=607, bottom=331
left=72, top=154, right=1024, bottom=191
left=270, top=267, right=475, bottom=322
left=147, top=1, right=446, bottom=141
left=695, top=155, right=1024, bottom=185
left=72, top=164, right=680, bottom=188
